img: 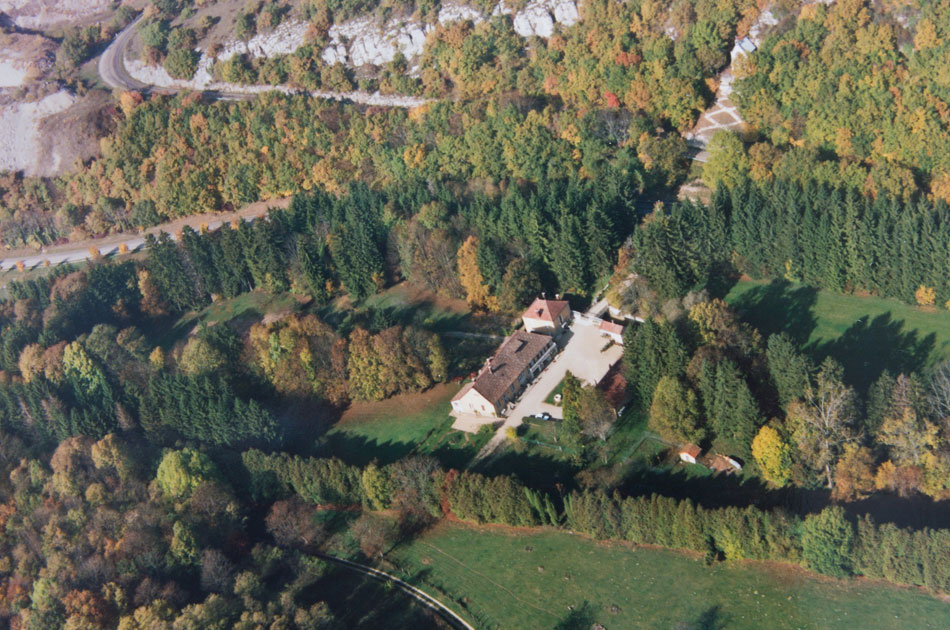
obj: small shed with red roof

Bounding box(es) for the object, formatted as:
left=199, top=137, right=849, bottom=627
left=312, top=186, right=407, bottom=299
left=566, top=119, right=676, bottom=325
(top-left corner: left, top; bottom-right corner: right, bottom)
left=599, top=319, right=625, bottom=344
left=679, top=444, right=702, bottom=465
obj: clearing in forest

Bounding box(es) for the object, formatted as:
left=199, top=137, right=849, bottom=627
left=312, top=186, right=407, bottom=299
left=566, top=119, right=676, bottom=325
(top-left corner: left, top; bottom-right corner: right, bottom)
left=390, top=522, right=950, bottom=630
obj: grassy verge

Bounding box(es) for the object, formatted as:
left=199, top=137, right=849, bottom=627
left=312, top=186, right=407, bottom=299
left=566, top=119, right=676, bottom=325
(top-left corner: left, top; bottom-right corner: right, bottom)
left=389, top=522, right=950, bottom=630
left=726, top=278, right=950, bottom=390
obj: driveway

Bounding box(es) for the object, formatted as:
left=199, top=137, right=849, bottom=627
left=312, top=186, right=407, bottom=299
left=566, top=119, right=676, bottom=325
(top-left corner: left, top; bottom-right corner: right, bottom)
left=468, top=315, right=624, bottom=459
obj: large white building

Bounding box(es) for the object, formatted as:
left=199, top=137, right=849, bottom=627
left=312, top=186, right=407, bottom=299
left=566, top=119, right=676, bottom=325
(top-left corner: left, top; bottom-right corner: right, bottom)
left=450, top=330, right=556, bottom=417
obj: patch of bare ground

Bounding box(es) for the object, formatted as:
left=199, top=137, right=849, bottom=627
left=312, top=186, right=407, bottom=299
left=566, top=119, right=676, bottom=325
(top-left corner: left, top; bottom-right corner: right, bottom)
left=678, top=178, right=712, bottom=203
left=0, top=0, right=117, bottom=31
left=0, top=31, right=55, bottom=86
left=261, top=294, right=311, bottom=325
left=402, top=282, right=470, bottom=315
left=35, top=88, right=115, bottom=175
left=338, top=382, right=458, bottom=426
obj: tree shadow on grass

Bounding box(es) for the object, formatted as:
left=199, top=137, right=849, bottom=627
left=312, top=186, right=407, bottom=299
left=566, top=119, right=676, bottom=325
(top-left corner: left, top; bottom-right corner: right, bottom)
left=730, top=281, right=939, bottom=392
left=318, top=432, right=485, bottom=470
left=728, top=279, right=819, bottom=346
left=553, top=601, right=596, bottom=630
left=320, top=300, right=471, bottom=337
left=314, top=565, right=451, bottom=630
left=619, top=462, right=950, bottom=530
left=807, top=312, right=937, bottom=394
left=319, top=433, right=427, bottom=467
left=671, top=605, right=729, bottom=630
left=474, top=450, right=580, bottom=491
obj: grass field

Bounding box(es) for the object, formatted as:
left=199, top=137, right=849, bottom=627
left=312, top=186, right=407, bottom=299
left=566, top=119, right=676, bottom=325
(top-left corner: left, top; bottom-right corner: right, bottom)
left=155, top=290, right=304, bottom=349
left=390, top=522, right=950, bottom=630
left=322, top=384, right=489, bottom=469
left=726, top=279, right=950, bottom=390
left=319, top=282, right=475, bottom=334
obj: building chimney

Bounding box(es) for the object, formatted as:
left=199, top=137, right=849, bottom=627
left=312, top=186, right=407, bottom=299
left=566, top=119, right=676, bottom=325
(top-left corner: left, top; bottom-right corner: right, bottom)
left=556, top=293, right=561, bottom=300
left=541, top=292, right=546, bottom=299
left=486, top=358, right=494, bottom=374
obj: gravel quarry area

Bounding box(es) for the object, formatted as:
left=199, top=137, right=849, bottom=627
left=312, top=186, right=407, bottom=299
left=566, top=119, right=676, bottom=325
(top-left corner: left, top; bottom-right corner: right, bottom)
left=0, top=0, right=114, bottom=30
left=0, top=90, right=75, bottom=176
left=0, top=32, right=55, bottom=87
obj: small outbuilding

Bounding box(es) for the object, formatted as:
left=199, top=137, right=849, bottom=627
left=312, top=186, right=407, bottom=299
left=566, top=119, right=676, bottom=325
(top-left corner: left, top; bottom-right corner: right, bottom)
left=709, top=454, right=743, bottom=474
left=679, top=444, right=702, bottom=465
left=599, top=319, right=624, bottom=344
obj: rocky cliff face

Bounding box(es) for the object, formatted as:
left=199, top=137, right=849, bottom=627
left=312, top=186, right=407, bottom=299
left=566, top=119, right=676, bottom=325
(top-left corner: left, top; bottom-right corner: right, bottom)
left=321, top=0, right=580, bottom=69
left=131, top=1, right=582, bottom=90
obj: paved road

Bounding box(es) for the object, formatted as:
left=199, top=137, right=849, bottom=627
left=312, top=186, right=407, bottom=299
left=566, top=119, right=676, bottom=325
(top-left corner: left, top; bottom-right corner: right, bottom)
left=314, top=552, right=476, bottom=630
left=0, top=198, right=291, bottom=272
left=98, top=15, right=149, bottom=92
left=97, top=15, right=427, bottom=107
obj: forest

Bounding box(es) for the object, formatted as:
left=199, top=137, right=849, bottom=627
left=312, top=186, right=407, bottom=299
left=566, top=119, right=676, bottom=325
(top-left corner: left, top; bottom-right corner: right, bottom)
left=5, top=0, right=950, bottom=626
left=613, top=180, right=950, bottom=503
left=723, top=0, right=950, bottom=200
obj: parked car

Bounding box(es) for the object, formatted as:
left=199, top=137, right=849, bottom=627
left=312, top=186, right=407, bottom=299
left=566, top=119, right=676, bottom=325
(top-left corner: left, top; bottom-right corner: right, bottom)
left=533, top=412, right=552, bottom=421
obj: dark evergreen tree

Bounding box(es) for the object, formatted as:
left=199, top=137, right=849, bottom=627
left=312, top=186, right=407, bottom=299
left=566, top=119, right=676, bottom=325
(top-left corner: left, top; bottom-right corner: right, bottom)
left=766, top=333, right=812, bottom=408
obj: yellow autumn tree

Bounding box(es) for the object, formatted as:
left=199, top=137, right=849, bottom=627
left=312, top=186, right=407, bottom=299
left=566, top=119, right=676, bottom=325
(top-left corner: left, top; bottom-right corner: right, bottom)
left=457, top=235, right=498, bottom=311
left=118, top=91, right=144, bottom=117
left=751, top=425, right=793, bottom=487
left=930, top=171, right=950, bottom=203
left=914, top=18, right=940, bottom=51
left=915, top=285, right=936, bottom=307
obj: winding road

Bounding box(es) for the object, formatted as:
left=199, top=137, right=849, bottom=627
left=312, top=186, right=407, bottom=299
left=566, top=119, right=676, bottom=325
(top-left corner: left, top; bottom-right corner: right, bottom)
left=97, top=15, right=427, bottom=106
left=0, top=198, right=291, bottom=272
left=97, top=15, right=149, bottom=93
left=0, top=15, right=429, bottom=273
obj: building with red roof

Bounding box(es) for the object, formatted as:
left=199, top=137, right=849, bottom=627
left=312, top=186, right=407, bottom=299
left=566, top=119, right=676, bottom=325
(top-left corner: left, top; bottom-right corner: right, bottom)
left=679, top=444, right=702, bottom=464
left=599, top=319, right=625, bottom=344
left=522, top=297, right=572, bottom=334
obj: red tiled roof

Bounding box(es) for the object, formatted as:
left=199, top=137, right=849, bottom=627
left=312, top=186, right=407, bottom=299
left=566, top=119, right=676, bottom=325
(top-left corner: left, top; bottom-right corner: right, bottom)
left=523, top=298, right=570, bottom=323
left=680, top=444, right=702, bottom=458
left=599, top=320, right=624, bottom=335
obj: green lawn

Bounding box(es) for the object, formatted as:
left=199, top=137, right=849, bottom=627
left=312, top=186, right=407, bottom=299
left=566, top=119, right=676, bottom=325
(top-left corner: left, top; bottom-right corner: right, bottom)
left=389, top=522, right=950, bottom=630
left=478, top=410, right=681, bottom=489
left=322, top=384, right=489, bottom=469
left=544, top=378, right=566, bottom=405
left=601, top=409, right=665, bottom=466
left=154, top=290, right=303, bottom=349
left=726, top=278, right=950, bottom=390
left=319, top=281, right=475, bottom=334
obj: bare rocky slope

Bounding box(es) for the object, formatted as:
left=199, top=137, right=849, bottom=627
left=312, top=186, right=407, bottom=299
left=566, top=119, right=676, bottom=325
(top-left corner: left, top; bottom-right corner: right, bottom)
left=0, top=0, right=115, bottom=30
